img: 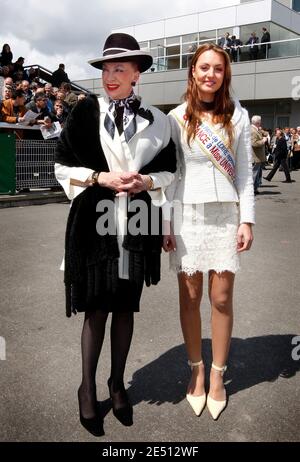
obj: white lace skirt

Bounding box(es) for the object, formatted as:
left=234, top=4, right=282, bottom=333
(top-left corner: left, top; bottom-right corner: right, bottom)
left=170, top=202, right=240, bottom=275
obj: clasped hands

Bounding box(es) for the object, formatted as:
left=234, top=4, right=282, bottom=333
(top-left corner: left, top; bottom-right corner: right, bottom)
left=98, top=171, right=151, bottom=196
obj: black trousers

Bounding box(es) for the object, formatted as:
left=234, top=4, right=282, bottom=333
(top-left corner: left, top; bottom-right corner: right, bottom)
left=249, top=48, right=258, bottom=60
left=292, top=151, right=300, bottom=170
left=265, top=157, right=291, bottom=181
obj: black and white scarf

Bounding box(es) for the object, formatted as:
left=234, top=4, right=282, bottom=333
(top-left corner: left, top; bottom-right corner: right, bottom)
left=104, top=91, right=140, bottom=143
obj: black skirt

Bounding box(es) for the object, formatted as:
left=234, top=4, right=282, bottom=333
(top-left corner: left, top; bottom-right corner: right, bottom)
left=71, top=277, right=144, bottom=314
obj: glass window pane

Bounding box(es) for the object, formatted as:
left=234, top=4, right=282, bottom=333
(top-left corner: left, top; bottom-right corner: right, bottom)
left=149, top=58, right=166, bottom=72
left=199, top=38, right=216, bottom=46
left=182, top=43, right=198, bottom=54
left=277, top=116, right=290, bottom=128
left=276, top=101, right=291, bottom=113
left=217, top=27, right=234, bottom=42
left=156, top=57, right=167, bottom=71
left=150, top=39, right=164, bottom=48
left=166, top=56, right=180, bottom=70
left=182, top=33, right=199, bottom=43
left=157, top=45, right=165, bottom=57
left=139, top=41, right=149, bottom=50
left=166, top=45, right=180, bottom=56
left=293, top=0, right=300, bottom=12
left=182, top=55, right=193, bottom=69
left=200, top=30, right=216, bottom=40
left=239, top=22, right=300, bottom=60
left=166, top=36, right=180, bottom=45
left=269, top=22, right=299, bottom=41
left=150, top=48, right=159, bottom=58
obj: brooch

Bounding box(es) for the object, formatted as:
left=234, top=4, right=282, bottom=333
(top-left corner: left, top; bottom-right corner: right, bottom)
left=137, top=108, right=154, bottom=125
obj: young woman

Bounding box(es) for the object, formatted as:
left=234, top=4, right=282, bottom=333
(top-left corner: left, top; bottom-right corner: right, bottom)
left=55, top=33, right=176, bottom=436
left=163, top=43, right=255, bottom=420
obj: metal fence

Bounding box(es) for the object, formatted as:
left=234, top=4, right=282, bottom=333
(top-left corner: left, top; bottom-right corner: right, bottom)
left=15, top=139, right=60, bottom=190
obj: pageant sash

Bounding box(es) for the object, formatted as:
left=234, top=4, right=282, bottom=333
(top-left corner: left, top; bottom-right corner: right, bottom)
left=174, top=113, right=235, bottom=183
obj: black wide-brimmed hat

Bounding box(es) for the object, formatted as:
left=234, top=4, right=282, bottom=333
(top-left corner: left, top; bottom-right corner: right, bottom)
left=88, top=33, right=153, bottom=73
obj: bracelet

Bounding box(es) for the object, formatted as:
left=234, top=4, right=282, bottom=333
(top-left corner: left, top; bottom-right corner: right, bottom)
left=91, top=171, right=99, bottom=185
left=148, top=175, right=154, bottom=191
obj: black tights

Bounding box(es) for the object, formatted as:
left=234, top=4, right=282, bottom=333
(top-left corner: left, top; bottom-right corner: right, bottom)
left=78, top=309, right=134, bottom=418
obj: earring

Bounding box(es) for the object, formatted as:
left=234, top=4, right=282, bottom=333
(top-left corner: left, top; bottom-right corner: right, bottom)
left=131, top=81, right=136, bottom=87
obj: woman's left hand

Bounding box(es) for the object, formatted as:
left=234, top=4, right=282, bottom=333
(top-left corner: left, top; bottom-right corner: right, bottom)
left=120, top=174, right=150, bottom=195
left=237, top=223, right=253, bottom=253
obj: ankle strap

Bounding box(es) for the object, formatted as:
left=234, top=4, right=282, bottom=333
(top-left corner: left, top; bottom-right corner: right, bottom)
left=188, top=360, right=203, bottom=369
left=211, top=363, right=227, bottom=374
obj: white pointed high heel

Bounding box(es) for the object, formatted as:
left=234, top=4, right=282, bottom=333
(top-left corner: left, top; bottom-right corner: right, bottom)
left=207, top=363, right=227, bottom=420
left=186, top=360, right=206, bottom=416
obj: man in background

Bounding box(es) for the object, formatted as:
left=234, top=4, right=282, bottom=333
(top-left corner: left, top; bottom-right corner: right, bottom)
left=251, top=115, right=268, bottom=195
left=52, top=63, right=70, bottom=88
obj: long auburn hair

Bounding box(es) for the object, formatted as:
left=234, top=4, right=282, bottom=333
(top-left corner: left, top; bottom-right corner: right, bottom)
left=184, top=43, right=235, bottom=147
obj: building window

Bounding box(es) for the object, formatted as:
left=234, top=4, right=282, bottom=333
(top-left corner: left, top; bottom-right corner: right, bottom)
left=217, top=28, right=234, bottom=45
left=166, top=36, right=180, bottom=45
left=240, top=22, right=300, bottom=61
left=150, top=39, right=164, bottom=50
left=166, top=45, right=180, bottom=56
left=166, top=56, right=180, bottom=70
left=200, top=30, right=217, bottom=42
left=139, top=41, right=149, bottom=51
left=182, top=33, right=199, bottom=44
left=182, top=43, right=198, bottom=54
left=292, top=0, right=300, bottom=12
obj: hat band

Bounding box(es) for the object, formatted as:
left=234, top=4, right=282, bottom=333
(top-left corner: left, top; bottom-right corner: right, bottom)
left=103, top=47, right=135, bottom=56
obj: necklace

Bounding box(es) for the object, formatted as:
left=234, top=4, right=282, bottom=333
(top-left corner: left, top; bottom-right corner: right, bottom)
left=200, top=100, right=215, bottom=111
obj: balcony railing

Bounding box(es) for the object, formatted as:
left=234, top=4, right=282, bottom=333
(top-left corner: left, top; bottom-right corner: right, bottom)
left=23, top=64, right=90, bottom=93
left=148, top=37, right=300, bottom=72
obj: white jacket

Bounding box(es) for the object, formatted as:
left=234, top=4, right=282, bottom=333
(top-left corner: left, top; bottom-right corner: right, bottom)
left=55, top=96, right=175, bottom=278
left=167, top=101, right=255, bottom=224
left=55, top=96, right=174, bottom=204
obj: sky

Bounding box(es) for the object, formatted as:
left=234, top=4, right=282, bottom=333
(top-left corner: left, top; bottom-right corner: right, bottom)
left=0, top=0, right=230, bottom=83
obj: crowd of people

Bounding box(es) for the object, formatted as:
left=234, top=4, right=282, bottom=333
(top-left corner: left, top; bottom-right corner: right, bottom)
left=251, top=120, right=298, bottom=194
left=218, top=27, right=271, bottom=62
left=0, top=43, right=86, bottom=134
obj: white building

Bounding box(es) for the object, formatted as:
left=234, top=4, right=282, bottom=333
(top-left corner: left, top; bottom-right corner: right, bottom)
left=75, top=0, right=300, bottom=129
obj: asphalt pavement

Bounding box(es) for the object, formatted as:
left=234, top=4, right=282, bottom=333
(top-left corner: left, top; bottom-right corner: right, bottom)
left=0, top=167, right=299, bottom=442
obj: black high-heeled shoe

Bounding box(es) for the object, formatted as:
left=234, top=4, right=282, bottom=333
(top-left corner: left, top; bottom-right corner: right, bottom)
left=78, top=387, right=104, bottom=437
left=107, top=377, right=133, bottom=426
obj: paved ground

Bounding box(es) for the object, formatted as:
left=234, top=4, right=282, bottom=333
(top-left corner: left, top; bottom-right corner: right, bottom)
left=0, top=167, right=299, bottom=443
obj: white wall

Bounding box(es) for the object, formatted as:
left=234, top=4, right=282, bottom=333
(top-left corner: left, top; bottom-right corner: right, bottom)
left=75, top=56, right=300, bottom=103
left=271, top=1, right=300, bottom=33
left=113, top=0, right=300, bottom=43
left=142, top=56, right=300, bottom=102
left=112, top=1, right=273, bottom=41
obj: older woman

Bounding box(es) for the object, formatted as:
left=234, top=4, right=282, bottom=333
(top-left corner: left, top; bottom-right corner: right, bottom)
left=164, top=43, right=255, bottom=420
left=55, top=33, right=176, bottom=436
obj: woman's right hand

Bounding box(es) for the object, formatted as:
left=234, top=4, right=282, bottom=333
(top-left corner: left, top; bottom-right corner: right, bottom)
left=162, top=221, right=176, bottom=252
left=98, top=171, right=140, bottom=192
left=163, top=233, right=177, bottom=252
